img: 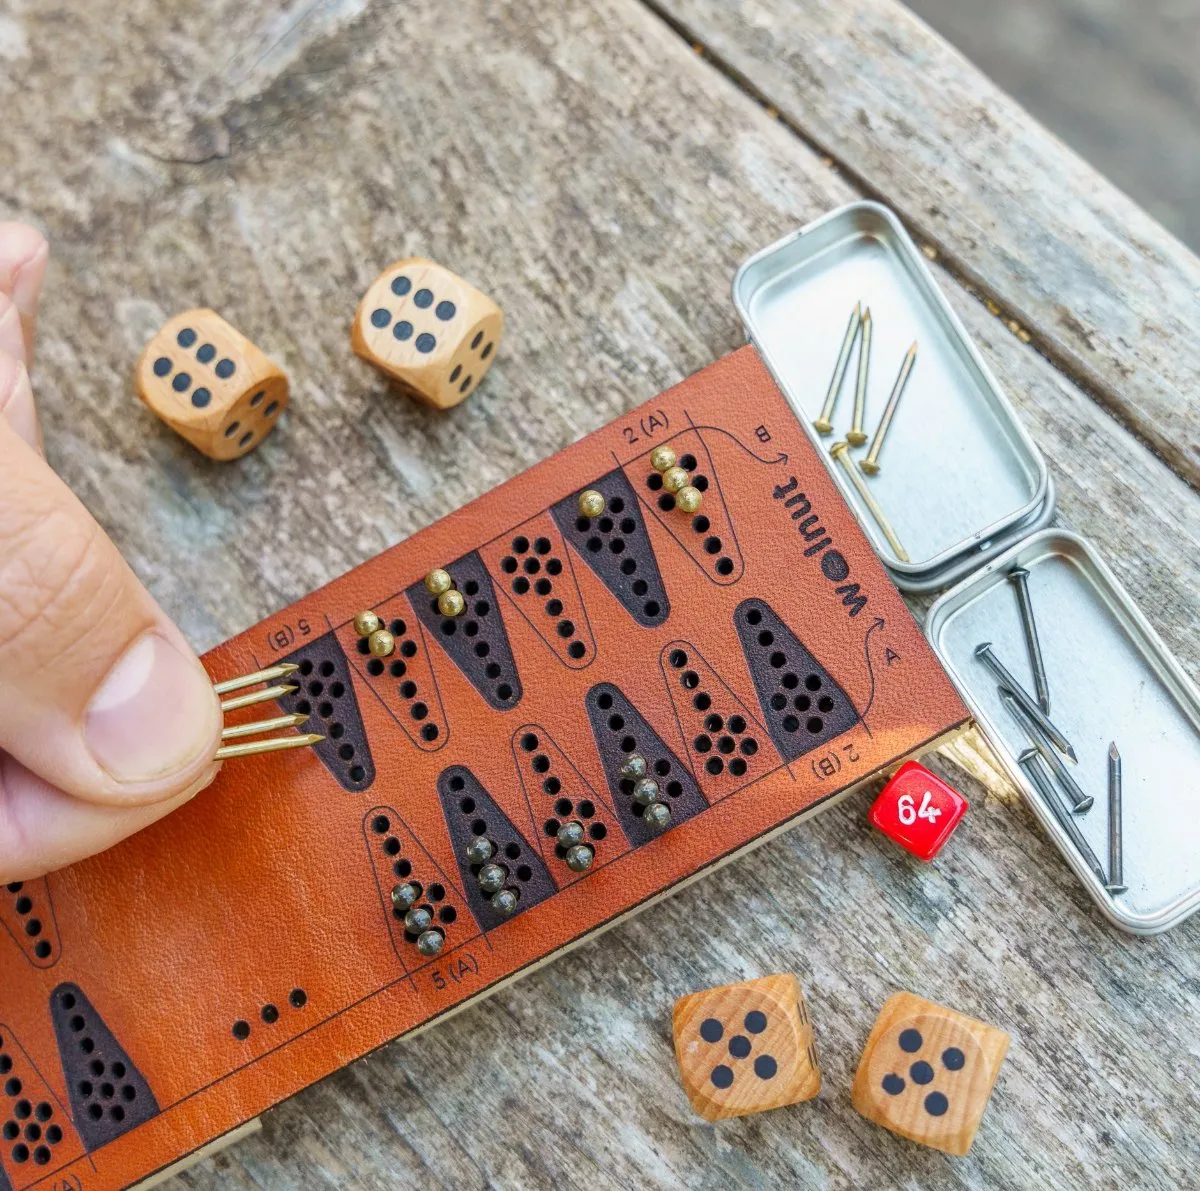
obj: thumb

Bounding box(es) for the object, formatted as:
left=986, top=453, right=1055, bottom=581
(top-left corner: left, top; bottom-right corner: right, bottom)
left=0, top=383, right=222, bottom=806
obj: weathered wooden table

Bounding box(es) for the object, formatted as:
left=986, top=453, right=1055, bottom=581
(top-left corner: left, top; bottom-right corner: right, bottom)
left=4, top=1, right=1199, bottom=1186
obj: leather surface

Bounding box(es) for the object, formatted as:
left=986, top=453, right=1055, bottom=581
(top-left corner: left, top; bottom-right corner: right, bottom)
left=0, top=346, right=967, bottom=1190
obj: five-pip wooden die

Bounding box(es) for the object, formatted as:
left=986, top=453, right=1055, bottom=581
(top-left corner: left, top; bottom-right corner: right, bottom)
left=672, top=974, right=821, bottom=1121
left=135, top=310, right=288, bottom=460
left=851, top=991, right=1009, bottom=1155
left=352, top=258, right=503, bottom=409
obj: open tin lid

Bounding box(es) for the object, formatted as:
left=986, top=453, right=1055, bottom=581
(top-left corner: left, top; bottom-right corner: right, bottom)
left=734, top=201, right=1054, bottom=592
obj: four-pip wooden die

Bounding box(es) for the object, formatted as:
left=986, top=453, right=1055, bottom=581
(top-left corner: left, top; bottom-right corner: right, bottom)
left=869, top=760, right=968, bottom=861
left=672, top=974, right=821, bottom=1121
left=851, top=991, right=1009, bottom=1156
left=352, top=257, right=503, bottom=409
left=135, top=310, right=288, bottom=461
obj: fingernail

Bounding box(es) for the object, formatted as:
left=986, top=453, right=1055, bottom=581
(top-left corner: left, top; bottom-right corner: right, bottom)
left=84, top=632, right=221, bottom=784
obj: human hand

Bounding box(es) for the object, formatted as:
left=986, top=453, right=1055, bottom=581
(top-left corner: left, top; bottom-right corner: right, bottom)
left=0, top=223, right=223, bottom=882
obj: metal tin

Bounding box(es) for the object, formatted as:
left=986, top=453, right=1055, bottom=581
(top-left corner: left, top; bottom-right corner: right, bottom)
left=734, top=201, right=1053, bottom=591
left=926, top=529, right=1200, bottom=935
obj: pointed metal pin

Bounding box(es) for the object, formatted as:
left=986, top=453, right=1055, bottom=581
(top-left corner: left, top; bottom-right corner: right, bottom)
left=862, top=341, right=917, bottom=474
left=847, top=308, right=872, bottom=446
left=1018, top=748, right=1107, bottom=885
left=215, top=733, right=324, bottom=761
left=1000, top=691, right=1092, bottom=812
left=975, top=643, right=1077, bottom=761
left=1107, top=742, right=1127, bottom=894
left=813, top=303, right=862, bottom=435
left=221, top=712, right=309, bottom=740
left=830, top=440, right=910, bottom=561
left=212, top=662, right=300, bottom=695
left=1008, top=567, right=1050, bottom=714
left=219, top=683, right=298, bottom=713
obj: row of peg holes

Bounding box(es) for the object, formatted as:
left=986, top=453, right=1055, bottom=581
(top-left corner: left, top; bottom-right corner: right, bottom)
left=745, top=609, right=834, bottom=735
left=360, top=620, right=440, bottom=741
left=667, top=649, right=756, bottom=777
left=645, top=454, right=735, bottom=577
left=431, top=582, right=516, bottom=704
left=0, top=1039, right=59, bottom=1166
left=574, top=496, right=664, bottom=622
left=232, top=988, right=308, bottom=1041
left=5, top=882, right=52, bottom=958
left=502, top=536, right=587, bottom=659
left=370, top=814, right=457, bottom=930
left=60, top=991, right=139, bottom=1126
left=295, top=658, right=368, bottom=781
left=516, top=733, right=608, bottom=854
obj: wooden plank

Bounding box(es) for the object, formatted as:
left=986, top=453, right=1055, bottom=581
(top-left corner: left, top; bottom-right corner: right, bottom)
left=1, top=0, right=1198, bottom=1188
left=647, top=0, right=1200, bottom=492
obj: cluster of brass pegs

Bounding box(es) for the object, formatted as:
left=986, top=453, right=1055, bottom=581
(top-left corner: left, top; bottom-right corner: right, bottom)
left=351, top=609, right=396, bottom=658
left=212, top=662, right=323, bottom=760
left=424, top=567, right=465, bottom=617
left=649, top=445, right=703, bottom=515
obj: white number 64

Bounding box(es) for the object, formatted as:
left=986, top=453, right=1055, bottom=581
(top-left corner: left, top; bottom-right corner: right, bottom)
left=897, top=790, right=942, bottom=826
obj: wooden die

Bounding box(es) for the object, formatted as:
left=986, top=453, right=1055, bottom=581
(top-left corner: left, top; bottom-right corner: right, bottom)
left=352, top=257, right=502, bottom=409
left=672, top=974, right=821, bottom=1121
left=852, top=992, right=1009, bottom=1156
left=135, top=310, right=288, bottom=461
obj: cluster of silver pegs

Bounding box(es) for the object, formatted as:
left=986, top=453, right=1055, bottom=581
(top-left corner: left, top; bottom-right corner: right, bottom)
left=813, top=301, right=916, bottom=562
left=389, top=883, right=446, bottom=957
left=212, top=662, right=323, bottom=760
left=466, top=836, right=522, bottom=917
left=619, top=752, right=671, bottom=832
left=975, top=569, right=1127, bottom=896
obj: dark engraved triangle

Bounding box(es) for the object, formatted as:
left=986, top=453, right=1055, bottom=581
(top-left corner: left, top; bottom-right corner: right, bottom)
left=437, top=767, right=555, bottom=929
left=551, top=470, right=670, bottom=628
left=274, top=631, right=375, bottom=792
left=363, top=806, right=479, bottom=968
left=49, top=983, right=159, bottom=1151
left=407, top=552, right=522, bottom=711
left=733, top=599, right=860, bottom=762
left=584, top=683, right=708, bottom=844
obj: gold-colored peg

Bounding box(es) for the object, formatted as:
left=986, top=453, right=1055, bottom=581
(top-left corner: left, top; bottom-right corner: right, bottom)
left=578, top=489, right=606, bottom=518
left=219, top=683, right=298, bottom=713
left=211, top=663, right=298, bottom=696
left=650, top=445, right=677, bottom=473
left=221, top=712, right=309, bottom=740
left=215, top=732, right=324, bottom=761
left=676, top=486, right=703, bottom=514
left=353, top=610, right=382, bottom=638
left=438, top=589, right=466, bottom=617
left=814, top=302, right=862, bottom=435
left=847, top=308, right=872, bottom=446
left=829, top=441, right=909, bottom=562
left=424, top=568, right=453, bottom=596
left=862, top=342, right=917, bottom=475
left=368, top=629, right=396, bottom=657
left=662, top=466, right=690, bottom=494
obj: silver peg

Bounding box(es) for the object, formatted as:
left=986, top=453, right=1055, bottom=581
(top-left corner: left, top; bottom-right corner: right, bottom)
left=557, top=820, right=585, bottom=848
left=619, top=754, right=648, bottom=781
left=1000, top=691, right=1092, bottom=813
left=1018, top=748, right=1107, bottom=885
left=975, top=643, right=1077, bottom=761
left=466, top=836, right=495, bottom=865
left=643, top=801, right=671, bottom=831
left=478, top=862, right=507, bottom=894
left=491, top=888, right=518, bottom=918
left=404, top=906, right=433, bottom=934
left=1008, top=567, right=1050, bottom=714
left=416, top=929, right=445, bottom=957
left=1107, top=742, right=1127, bottom=894
left=391, top=883, right=419, bottom=912
left=566, top=844, right=594, bottom=873
left=633, top=777, right=660, bottom=806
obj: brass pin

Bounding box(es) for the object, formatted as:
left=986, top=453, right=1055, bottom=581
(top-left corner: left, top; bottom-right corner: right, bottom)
left=220, top=712, right=308, bottom=741
left=847, top=307, right=872, bottom=446
left=829, top=441, right=909, bottom=561
left=212, top=663, right=299, bottom=696
left=862, top=341, right=918, bottom=474
left=219, top=683, right=297, bottom=713
left=814, top=303, right=861, bottom=435
left=215, top=732, right=324, bottom=761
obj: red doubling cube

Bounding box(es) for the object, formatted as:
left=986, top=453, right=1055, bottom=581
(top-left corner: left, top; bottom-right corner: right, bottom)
left=869, top=760, right=968, bottom=862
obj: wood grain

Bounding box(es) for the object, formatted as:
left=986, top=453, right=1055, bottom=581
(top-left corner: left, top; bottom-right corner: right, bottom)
left=1, top=0, right=1198, bottom=1187
left=650, top=0, right=1200, bottom=492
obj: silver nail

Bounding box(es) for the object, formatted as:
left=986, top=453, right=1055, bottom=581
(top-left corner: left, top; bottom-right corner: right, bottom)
left=1008, top=567, right=1050, bottom=714
left=1107, top=742, right=1127, bottom=894
left=975, top=643, right=1076, bottom=761
left=1000, top=691, right=1092, bottom=813
left=1018, top=748, right=1107, bottom=885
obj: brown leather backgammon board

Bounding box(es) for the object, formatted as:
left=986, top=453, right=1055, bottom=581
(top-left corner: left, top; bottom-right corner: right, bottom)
left=0, top=346, right=968, bottom=1190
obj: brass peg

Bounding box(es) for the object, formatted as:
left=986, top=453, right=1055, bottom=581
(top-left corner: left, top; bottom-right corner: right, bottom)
left=847, top=307, right=872, bottom=446
left=814, top=302, right=861, bottom=435
left=829, top=441, right=909, bottom=562
left=862, top=341, right=917, bottom=474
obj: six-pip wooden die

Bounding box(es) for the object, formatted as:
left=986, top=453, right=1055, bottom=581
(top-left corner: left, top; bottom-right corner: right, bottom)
left=672, top=974, right=821, bottom=1121
left=135, top=309, right=288, bottom=461
left=352, top=257, right=503, bottom=409
left=851, top=991, right=1009, bottom=1155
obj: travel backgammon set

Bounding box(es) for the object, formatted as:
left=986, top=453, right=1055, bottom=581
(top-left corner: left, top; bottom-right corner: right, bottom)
left=3, top=203, right=1198, bottom=1189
